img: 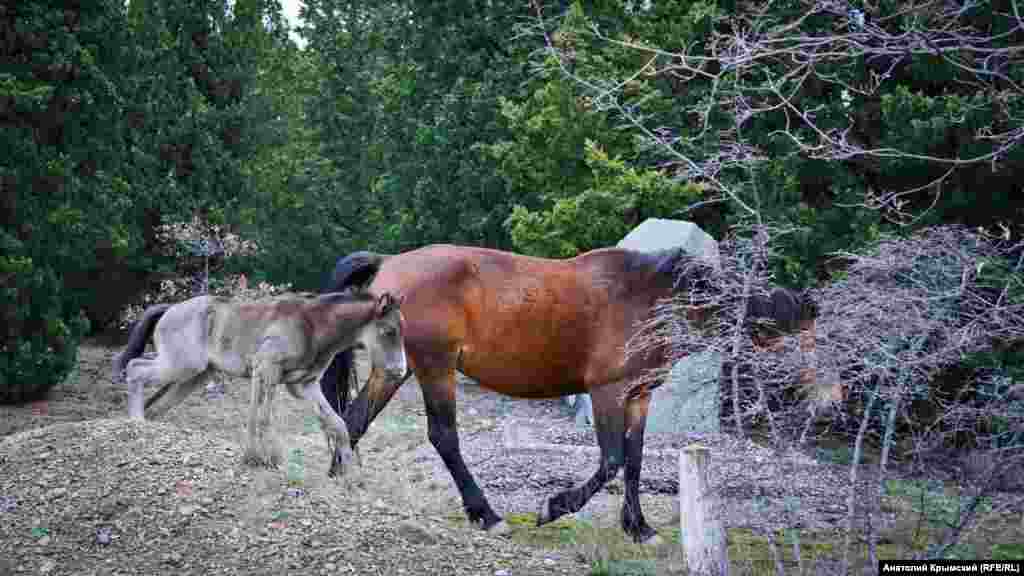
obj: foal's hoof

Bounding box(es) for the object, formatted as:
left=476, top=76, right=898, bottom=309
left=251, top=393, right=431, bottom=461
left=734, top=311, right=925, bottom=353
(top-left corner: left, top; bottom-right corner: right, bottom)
left=536, top=500, right=553, bottom=526
left=328, top=447, right=357, bottom=478
left=243, top=454, right=280, bottom=470
left=243, top=446, right=281, bottom=469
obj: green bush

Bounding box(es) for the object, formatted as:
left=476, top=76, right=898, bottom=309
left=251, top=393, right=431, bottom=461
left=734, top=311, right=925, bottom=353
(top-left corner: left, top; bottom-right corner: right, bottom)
left=0, top=251, right=88, bottom=404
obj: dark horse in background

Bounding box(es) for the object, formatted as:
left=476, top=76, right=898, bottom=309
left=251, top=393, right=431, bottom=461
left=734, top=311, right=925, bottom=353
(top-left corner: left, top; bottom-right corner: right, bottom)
left=319, top=244, right=820, bottom=544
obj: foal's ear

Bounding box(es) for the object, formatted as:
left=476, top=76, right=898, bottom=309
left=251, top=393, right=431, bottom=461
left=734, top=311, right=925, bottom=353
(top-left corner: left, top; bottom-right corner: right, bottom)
left=376, top=292, right=400, bottom=315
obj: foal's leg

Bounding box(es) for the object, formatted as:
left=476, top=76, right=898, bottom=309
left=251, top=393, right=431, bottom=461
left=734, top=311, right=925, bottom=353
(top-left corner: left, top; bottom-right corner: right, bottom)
left=125, top=357, right=158, bottom=419
left=126, top=353, right=208, bottom=419
left=300, top=379, right=357, bottom=477
left=621, top=390, right=660, bottom=544
left=143, top=370, right=211, bottom=419
left=419, top=365, right=506, bottom=533
left=537, top=386, right=625, bottom=527
left=245, top=353, right=283, bottom=468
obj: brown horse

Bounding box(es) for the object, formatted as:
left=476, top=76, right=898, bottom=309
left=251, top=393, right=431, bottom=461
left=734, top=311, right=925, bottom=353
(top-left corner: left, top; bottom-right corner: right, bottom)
left=320, top=244, right=818, bottom=543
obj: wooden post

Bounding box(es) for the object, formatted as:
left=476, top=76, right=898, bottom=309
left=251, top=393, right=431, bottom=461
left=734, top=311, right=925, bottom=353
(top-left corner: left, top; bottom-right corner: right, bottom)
left=680, top=444, right=729, bottom=576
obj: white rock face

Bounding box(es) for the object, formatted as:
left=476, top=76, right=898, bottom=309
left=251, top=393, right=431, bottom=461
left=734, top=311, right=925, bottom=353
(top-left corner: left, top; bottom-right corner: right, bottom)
left=568, top=219, right=722, bottom=434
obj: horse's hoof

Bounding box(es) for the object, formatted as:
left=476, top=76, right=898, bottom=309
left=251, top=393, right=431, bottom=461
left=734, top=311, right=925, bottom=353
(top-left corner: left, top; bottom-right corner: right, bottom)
left=639, top=533, right=664, bottom=547
left=485, top=520, right=510, bottom=536
left=536, top=500, right=553, bottom=526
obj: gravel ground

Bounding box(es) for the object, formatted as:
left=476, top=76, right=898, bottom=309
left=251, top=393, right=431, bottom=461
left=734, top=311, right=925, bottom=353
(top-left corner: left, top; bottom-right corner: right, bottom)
left=5, top=344, right=1017, bottom=575
left=0, top=345, right=587, bottom=576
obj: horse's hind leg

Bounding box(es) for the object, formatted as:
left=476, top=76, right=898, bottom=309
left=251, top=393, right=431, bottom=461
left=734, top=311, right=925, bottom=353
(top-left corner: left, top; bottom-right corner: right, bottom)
left=420, top=365, right=505, bottom=533
left=537, top=386, right=624, bottom=528
left=621, top=391, right=659, bottom=544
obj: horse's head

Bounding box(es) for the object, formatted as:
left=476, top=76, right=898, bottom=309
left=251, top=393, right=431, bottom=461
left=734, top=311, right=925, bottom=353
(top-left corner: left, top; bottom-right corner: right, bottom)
left=365, top=292, right=408, bottom=382
left=746, top=288, right=845, bottom=406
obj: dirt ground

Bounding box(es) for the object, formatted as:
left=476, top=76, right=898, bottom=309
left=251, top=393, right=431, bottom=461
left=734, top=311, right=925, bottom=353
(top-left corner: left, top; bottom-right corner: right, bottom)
left=4, top=343, right=1019, bottom=575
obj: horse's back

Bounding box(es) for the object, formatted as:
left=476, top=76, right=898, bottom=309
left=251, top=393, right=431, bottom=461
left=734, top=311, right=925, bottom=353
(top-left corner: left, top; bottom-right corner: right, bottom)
left=370, top=245, right=669, bottom=397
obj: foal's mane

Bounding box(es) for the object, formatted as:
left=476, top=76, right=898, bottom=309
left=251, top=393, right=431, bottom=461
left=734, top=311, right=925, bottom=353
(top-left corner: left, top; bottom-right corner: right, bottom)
left=318, top=288, right=376, bottom=306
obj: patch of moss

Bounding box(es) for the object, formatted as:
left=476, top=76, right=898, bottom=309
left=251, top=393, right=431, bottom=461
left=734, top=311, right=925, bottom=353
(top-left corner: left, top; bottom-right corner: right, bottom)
left=991, top=543, right=1024, bottom=560
left=503, top=512, right=586, bottom=547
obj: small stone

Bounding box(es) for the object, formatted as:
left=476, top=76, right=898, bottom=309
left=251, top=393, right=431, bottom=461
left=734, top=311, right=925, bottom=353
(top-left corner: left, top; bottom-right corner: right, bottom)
left=395, top=519, right=438, bottom=545
left=96, top=527, right=113, bottom=545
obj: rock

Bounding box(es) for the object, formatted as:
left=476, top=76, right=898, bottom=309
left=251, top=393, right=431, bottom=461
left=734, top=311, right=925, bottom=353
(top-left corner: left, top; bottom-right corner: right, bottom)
left=395, top=519, right=440, bottom=545
left=621, top=218, right=722, bottom=435
left=563, top=219, right=721, bottom=432
left=178, top=504, right=199, bottom=516
left=572, top=394, right=593, bottom=427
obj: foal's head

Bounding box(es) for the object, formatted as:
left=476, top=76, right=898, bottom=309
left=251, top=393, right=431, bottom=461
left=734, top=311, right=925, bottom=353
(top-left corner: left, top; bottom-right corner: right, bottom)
left=363, top=292, right=407, bottom=382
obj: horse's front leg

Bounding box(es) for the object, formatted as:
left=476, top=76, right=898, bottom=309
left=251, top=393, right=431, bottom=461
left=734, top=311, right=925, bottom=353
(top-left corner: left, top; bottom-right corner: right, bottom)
left=420, top=367, right=507, bottom=534
left=245, top=352, right=282, bottom=468
left=537, top=387, right=624, bottom=529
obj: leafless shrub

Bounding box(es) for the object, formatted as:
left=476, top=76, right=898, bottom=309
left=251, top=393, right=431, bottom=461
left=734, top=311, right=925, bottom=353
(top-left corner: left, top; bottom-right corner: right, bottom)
left=530, top=0, right=1024, bottom=224
left=628, top=225, right=1024, bottom=570
left=814, top=225, right=1024, bottom=565
left=119, top=217, right=277, bottom=329
left=626, top=223, right=828, bottom=442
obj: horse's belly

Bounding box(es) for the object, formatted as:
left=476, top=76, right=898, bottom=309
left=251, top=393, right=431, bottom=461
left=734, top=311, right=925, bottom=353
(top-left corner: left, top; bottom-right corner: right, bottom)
left=459, top=348, right=588, bottom=398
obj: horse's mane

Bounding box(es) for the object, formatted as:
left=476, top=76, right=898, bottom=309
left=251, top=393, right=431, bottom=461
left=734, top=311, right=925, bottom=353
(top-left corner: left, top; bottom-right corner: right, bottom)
left=648, top=246, right=818, bottom=331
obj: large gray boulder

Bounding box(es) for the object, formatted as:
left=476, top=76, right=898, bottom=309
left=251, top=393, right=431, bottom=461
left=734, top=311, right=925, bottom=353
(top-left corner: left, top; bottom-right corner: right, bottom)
left=568, top=219, right=722, bottom=434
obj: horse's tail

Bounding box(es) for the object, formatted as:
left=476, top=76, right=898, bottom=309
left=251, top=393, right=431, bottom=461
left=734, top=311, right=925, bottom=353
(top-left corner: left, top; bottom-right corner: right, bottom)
left=112, top=303, right=172, bottom=382
left=320, top=251, right=390, bottom=417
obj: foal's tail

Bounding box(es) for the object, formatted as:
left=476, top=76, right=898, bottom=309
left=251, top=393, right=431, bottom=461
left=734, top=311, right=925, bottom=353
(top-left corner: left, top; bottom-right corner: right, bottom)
left=319, top=251, right=390, bottom=416
left=112, top=303, right=172, bottom=382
